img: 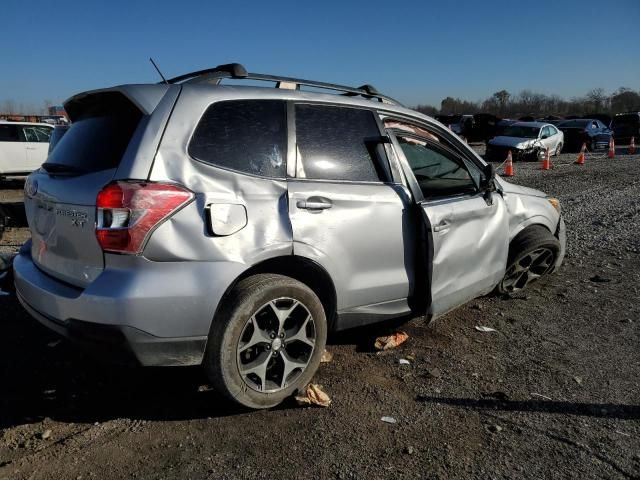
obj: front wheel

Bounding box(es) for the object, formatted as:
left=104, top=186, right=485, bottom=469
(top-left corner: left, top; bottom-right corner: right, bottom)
left=555, top=143, right=563, bottom=156
left=496, top=226, right=560, bottom=294
left=204, top=274, right=327, bottom=409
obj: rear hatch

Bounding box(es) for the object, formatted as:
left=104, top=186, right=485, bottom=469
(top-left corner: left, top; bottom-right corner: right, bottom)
left=24, top=91, right=145, bottom=288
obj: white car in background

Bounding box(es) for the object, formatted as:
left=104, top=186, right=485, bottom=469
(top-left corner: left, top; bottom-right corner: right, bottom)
left=0, top=121, right=53, bottom=179
left=485, top=122, right=564, bottom=162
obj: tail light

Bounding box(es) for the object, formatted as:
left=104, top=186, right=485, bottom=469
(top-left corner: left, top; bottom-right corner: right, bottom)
left=96, top=181, right=194, bottom=254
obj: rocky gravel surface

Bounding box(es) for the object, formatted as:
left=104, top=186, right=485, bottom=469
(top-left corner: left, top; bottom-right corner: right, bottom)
left=0, top=152, right=639, bottom=479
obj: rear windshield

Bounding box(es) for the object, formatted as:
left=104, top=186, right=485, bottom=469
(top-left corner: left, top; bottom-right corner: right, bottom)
left=46, top=92, right=142, bottom=173
left=501, top=126, right=540, bottom=138
left=612, top=114, right=639, bottom=126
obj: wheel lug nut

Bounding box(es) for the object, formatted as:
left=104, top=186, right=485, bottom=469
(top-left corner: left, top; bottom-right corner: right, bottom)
left=270, top=333, right=276, bottom=339
left=272, top=351, right=278, bottom=357
left=266, top=345, right=271, bottom=350
left=279, top=333, right=285, bottom=338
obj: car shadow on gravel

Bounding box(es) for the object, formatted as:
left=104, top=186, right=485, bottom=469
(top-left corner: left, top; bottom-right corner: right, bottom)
left=0, top=295, right=258, bottom=430
left=417, top=395, right=640, bottom=420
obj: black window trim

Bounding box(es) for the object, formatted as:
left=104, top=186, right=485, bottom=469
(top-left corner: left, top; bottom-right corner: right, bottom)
left=288, top=100, right=399, bottom=186
left=187, top=99, right=289, bottom=180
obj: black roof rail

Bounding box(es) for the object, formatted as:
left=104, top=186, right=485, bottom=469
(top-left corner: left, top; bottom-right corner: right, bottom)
left=163, top=63, right=402, bottom=106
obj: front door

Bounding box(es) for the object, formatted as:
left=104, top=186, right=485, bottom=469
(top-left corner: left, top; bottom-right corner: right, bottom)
left=22, top=125, right=53, bottom=171
left=387, top=124, right=509, bottom=318
left=287, top=103, right=414, bottom=328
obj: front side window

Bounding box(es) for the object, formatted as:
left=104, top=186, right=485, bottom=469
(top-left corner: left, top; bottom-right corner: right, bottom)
left=189, top=100, right=287, bottom=178
left=22, top=126, right=53, bottom=142
left=295, top=104, right=384, bottom=182
left=0, top=124, right=23, bottom=142
left=396, top=134, right=477, bottom=199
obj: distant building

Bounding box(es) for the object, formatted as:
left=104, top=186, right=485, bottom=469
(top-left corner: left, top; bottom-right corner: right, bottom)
left=48, top=106, right=68, bottom=120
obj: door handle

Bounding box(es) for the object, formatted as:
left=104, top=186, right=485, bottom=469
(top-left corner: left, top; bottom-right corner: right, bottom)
left=433, top=220, right=450, bottom=232
left=296, top=197, right=332, bottom=210
left=26, top=147, right=37, bottom=150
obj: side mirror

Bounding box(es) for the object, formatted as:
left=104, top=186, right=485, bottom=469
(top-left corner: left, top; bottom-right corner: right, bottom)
left=481, top=164, right=495, bottom=190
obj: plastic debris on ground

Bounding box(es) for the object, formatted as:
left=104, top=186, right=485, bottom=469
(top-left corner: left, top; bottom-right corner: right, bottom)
left=399, top=358, right=411, bottom=365
left=381, top=416, right=397, bottom=424
left=320, top=349, right=333, bottom=363
left=475, top=326, right=498, bottom=333
left=295, top=384, right=331, bottom=408
left=374, top=331, right=409, bottom=351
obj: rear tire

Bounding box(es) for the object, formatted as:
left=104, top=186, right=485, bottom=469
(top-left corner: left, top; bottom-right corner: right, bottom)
left=204, top=274, right=327, bottom=409
left=496, top=226, right=560, bottom=295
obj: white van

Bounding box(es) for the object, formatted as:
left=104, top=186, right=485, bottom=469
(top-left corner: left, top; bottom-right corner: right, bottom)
left=0, top=121, right=53, bottom=179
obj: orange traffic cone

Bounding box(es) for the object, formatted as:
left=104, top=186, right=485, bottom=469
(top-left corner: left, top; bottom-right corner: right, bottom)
left=503, top=150, right=514, bottom=177
left=575, top=143, right=586, bottom=165
left=541, top=148, right=551, bottom=170
left=629, top=136, right=636, bottom=155
left=608, top=137, right=615, bottom=158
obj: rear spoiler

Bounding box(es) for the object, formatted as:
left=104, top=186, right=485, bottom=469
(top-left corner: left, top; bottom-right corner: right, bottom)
left=64, top=84, right=175, bottom=120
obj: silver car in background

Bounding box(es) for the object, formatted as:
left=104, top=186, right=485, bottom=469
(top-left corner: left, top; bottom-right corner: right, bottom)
left=13, top=63, right=566, bottom=409
left=486, top=121, right=564, bottom=162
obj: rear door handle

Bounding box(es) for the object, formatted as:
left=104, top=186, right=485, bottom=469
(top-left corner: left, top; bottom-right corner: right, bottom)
left=296, top=197, right=333, bottom=210
left=433, top=220, right=450, bottom=232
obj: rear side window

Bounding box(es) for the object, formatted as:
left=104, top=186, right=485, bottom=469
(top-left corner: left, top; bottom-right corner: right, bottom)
left=0, top=124, right=22, bottom=142
left=295, top=104, right=383, bottom=182
left=189, top=100, right=287, bottom=178
left=47, top=92, right=143, bottom=173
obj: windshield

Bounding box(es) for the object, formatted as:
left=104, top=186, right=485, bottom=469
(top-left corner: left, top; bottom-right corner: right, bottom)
left=558, top=120, right=590, bottom=128
left=612, top=114, right=639, bottom=126
left=500, top=126, right=540, bottom=138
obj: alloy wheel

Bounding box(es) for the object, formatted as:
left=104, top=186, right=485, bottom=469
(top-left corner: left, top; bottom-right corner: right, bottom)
left=502, top=247, right=555, bottom=293
left=236, top=297, right=316, bottom=393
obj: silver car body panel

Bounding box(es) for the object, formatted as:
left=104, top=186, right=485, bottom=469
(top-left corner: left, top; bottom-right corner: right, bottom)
left=14, top=82, right=566, bottom=366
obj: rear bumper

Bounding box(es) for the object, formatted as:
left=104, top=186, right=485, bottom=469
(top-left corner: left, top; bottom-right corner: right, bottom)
left=13, top=242, right=245, bottom=366
left=16, top=290, right=206, bottom=366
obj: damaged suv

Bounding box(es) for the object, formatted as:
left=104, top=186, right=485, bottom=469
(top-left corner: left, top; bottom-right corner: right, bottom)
left=14, top=64, right=566, bottom=409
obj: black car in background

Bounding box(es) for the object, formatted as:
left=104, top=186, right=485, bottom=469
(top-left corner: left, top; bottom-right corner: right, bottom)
left=611, top=112, right=640, bottom=144
left=557, top=119, right=613, bottom=152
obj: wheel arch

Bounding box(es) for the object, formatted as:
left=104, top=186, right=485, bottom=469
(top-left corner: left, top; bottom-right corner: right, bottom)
left=212, top=255, right=338, bottom=331
left=509, top=216, right=556, bottom=243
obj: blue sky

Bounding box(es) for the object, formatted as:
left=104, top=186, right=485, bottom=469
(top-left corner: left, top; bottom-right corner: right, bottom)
left=2, top=0, right=639, bottom=112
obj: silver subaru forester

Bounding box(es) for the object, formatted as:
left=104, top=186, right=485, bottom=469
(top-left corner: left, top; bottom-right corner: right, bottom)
left=14, top=63, right=566, bottom=409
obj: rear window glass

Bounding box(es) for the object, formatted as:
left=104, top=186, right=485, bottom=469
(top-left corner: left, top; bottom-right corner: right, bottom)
left=46, top=92, right=142, bottom=173
left=0, top=124, right=22, bottom=142
left=295, top=104, right=383, bottom=182
left=189, top=100, right=287, bottom=178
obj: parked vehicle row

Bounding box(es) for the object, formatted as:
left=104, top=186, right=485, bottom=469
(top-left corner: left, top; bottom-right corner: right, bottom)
left=13, top=63, right=566, bottom=409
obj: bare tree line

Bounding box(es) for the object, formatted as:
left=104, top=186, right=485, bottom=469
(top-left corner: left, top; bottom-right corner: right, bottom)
left=414, top=87, right=640, bottom=118
left=0, top=99, right=54, bottom=115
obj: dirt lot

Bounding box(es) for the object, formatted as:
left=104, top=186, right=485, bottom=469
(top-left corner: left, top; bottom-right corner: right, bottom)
left=1, top=151, right=639, bottom=480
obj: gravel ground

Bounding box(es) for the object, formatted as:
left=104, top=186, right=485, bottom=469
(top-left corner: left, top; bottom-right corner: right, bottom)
left=0, top=151, right=639, bottom=479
